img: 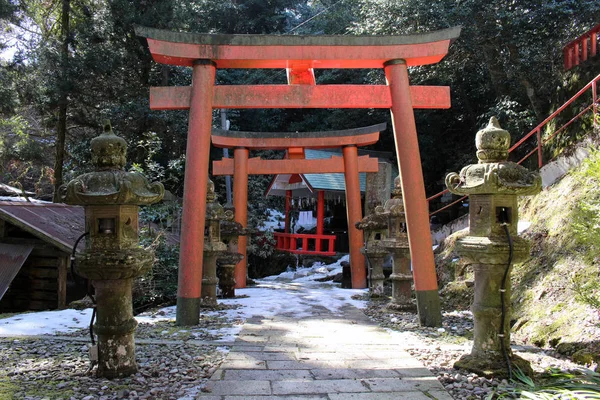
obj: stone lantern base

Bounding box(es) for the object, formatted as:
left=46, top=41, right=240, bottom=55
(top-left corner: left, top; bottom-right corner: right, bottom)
left=386, top=245, right=415, bottom=311
left=454, top=235, right=532, bottom=378
left=218, top=252, right=243, bottom=298
left=362, top=246, right=388, bottom=297
left=454, top=353, right=533, bottom=379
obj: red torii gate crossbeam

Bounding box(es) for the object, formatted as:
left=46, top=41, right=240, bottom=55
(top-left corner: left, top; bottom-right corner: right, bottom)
left=136, top=26, right=461, bottom=327
left=211, top=123, right=384, bottom=282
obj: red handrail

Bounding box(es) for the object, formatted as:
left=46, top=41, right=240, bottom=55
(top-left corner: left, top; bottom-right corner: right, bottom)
left=428, top=74, right=600, bottom=217
left=274, top=232, right=336, bottom=256
left=564, top=23, right=600, bottom=71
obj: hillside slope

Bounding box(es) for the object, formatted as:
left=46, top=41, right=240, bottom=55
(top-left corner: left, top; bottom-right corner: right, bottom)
left=513, top=147, right=600, bottom=365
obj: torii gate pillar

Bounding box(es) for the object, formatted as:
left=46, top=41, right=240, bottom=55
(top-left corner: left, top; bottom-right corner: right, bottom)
left=385, top=59, right=441, bottom=326
left=176, top=60, right=216, bottom=326
left=343, top=145, right=367, bottom=288
left=233, top=147, right=249, bottom=288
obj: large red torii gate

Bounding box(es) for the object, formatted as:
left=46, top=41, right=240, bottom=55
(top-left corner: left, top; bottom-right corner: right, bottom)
left=136, top=26, right=461, bottom=327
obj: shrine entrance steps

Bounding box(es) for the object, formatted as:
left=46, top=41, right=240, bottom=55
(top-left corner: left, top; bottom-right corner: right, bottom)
left=198, top=293, right=452, bottom=399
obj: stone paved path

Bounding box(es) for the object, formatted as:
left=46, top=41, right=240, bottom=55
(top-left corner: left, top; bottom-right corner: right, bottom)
left=197, top=289, right=452, bottom=400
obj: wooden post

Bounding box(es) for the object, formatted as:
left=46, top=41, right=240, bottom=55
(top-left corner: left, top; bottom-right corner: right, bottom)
left=176, top=60, right=216, bottom=326
left=285, top=190, right=292, bottom=233
left=316, top=190, right=325, bottom=252
left=57, top=255, right=68, bottom=309
left=342, top=145, right=366, bottom=289
left=234, top=147, right=249, bottom=288
left=384, top=59, right=442, bottom=327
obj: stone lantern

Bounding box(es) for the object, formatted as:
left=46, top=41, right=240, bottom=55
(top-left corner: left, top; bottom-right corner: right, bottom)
left=381, top=176, right=414, bottom=311
left=218, top=206, right=245, bottom=298
left=200, top=179, right=227, bottom=306
left=355, top=211, right=388, bottom=297
left=60, top=121, right=164, bottom=378
left=446, top=117, right=541, bottom=377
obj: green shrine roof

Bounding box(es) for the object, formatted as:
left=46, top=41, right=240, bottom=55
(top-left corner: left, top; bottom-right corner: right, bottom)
left=266, top=149, right=397, bottom=197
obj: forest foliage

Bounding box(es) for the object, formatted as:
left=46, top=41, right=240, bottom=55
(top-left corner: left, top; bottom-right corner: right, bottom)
left=0, top=0, right=598, bottom=203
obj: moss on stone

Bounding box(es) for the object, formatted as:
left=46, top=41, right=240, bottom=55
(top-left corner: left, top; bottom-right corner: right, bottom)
left=0, top=378, right=18, bottom=399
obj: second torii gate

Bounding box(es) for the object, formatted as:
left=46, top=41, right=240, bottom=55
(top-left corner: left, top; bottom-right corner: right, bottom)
left=136, top=26, right=461, bottom=327
left=211, top=123, right=386, bottom=290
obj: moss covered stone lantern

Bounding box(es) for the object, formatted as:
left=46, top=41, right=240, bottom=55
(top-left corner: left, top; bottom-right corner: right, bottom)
left=381, top=176, right=414, bottom=311
left=60, top=121, right=164, bottom=378
left=200, top=179, right=227, bottom=306
left=355, top=210, right=388, bottom=297
left=445, top=117, right=541, bottom=377
left=218, top=206, right=245, bottom=299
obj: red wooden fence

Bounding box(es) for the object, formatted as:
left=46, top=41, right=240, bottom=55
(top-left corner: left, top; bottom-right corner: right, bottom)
left=564, top=24, right=600, bottom=71
left=274, top=232, right=336, bottom=256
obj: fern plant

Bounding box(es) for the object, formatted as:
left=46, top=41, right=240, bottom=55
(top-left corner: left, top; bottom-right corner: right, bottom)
left=491, top=368, right=600, bottom=399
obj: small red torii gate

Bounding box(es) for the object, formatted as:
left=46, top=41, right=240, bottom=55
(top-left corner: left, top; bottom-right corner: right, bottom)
left=136, top=26, right=461, bottom=327
left=212, top=123, right=384, bottom=274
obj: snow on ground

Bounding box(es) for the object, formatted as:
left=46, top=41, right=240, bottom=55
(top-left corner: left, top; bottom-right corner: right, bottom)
left=0, top=255, right=366, bottom=340
left=0, top=308, right=94, bottom=336
left=518, top=220, right=532, bottom=233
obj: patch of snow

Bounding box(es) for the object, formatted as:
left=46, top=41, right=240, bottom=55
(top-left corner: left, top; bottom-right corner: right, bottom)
left=258, top=209, right=285, bottom=231
left=0, top=309, right=94, bottom=336
left=518, top=220, right=532, bottom=234
left=0, top=196, right=49, bottom=203
left=0, top=254, right=366, bottom=342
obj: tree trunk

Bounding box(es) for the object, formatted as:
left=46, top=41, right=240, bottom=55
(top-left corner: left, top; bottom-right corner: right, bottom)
left=52, top=0, right=70, bottom=203
left=507, top=44, right=546, bottom=121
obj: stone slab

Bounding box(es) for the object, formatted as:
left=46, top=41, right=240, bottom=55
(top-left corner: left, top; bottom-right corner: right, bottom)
left=266, top=360, right=314, bottom=370
left=363, top=377, right=442, bottom=392
left=226, top=352, right=292, bottom=361
left=271, top=379, right=367, bottom=395
left=296, top=352, right=369, bottom=360
left=328, top=391, right=453, bottom=400
left=218, top=359, right=267, bottom=369
left=344, top=358, right=425, bottom=369
left=222, top=369, right=313, bottom=381
left=310, top=368, right=401, bottom=380
left=230, top=345, right=263, bottom=352
left=222, top=396, right=328, bottom=400
left=202, top=380, right=271, bottom=395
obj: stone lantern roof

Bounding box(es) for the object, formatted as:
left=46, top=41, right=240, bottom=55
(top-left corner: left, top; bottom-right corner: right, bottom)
left=445, top=117, right=542, bottom=196
left=60, top=121, right=164, bottom=206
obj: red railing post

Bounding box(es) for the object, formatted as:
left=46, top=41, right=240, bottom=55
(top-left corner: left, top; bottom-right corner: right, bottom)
left=563, top=47, right=571, bottom=70
left=593, top=79, right=598, bottom=129
left=582, top=37, right=589, bottom=63
left=536, top=128, right=543, bottom=169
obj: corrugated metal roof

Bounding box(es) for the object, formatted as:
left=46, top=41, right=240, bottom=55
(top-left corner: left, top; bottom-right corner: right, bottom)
left=0, top=243, right=33, bottom=300
left=303, top=149, right=366, bottom=192
left=0, top=202, right=85, bottom=254
left=265, top=149, right=398, bottom=197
